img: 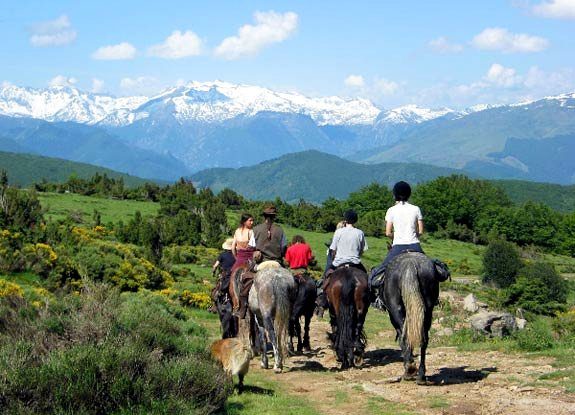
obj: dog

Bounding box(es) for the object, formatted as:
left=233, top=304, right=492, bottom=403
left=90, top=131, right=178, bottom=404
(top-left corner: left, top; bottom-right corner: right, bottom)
left=210, top=337, right=253, bottom=393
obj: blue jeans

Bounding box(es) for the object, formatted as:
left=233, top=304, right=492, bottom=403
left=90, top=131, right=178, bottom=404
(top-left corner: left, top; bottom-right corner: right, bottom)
left=369, top=243, right=424, bottom=288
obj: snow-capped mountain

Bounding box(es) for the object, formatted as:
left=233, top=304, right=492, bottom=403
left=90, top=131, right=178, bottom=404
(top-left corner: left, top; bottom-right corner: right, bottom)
left=0, top=81, right=380, bottom=127
left=375, top=104, right=456, bottom=125
left=0, top=85, right=146, bottom=124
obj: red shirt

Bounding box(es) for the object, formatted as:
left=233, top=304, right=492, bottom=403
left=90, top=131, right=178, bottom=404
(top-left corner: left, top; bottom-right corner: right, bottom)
left=285, top=243, right=313, bottom=269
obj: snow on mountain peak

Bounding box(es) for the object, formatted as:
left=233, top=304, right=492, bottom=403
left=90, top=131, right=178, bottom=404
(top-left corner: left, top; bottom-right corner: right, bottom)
left=377, top=104, right=455, bottom=125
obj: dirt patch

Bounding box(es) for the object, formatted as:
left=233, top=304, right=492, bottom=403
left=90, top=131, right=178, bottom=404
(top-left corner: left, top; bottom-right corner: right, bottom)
left=247, top=317, right=575, bottom=415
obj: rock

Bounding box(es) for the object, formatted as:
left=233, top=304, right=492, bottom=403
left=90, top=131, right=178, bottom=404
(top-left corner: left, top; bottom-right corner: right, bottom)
left=464, top=293, right=479, bottom=312
left=436, top=327, right=454, bottom=337
left=515, top=317, right=527, bottom=330
left=470, top=311, right=517, bottom=337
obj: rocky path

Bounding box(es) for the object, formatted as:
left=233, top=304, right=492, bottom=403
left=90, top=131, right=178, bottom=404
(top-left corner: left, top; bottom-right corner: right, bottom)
left=246, top=317, right=575, bottom=415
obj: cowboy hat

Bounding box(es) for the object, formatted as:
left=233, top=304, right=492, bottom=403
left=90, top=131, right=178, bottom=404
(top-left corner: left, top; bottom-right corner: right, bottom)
left=262, top=205, right=277, bottom=216
left=221, top=237, right=234, bottom=250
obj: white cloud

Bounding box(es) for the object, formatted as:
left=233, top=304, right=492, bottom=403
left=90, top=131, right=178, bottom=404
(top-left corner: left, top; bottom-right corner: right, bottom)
left=374, top=78, right=400, bottom=96
left=485, top=63, right=521, bottom=87
left=91, top=78, right=105, bottom=93
left=344, top=75, right=365, bottom=88
left=147, top=30, right=202, bottom=59
left=29, top=15, right=77, bottom=47
left=92, top=42, right=136, bottom=60
left=214, top=11, right=298, bottom=60
left=429, top=36, right=464, bottom=53
left=471, top=27, right=549, bottom=53
left=1, top=81, right=13, bottom=88
left=48, top=75, right=77, bottom=87
left=532, top=0, right=575, bottom=19
left=119, top=76, right=160, bottom=96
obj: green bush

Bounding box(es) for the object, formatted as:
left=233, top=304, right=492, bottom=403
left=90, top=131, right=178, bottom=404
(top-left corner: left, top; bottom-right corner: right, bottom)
left=505, top=262, right=569, bottom=315
left=482, top=239, right=522, bottom=288
left=514, top=317, right=555, bottom=351
left=0, top=283, right=231, bottom=414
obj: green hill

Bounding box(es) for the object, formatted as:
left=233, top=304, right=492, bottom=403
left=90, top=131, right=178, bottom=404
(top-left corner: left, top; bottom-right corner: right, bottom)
left=191, top=150, right=464, bottom=203
left=0, top=151, right=162, bottom=188
left=492, top=179, right=575, bottom=212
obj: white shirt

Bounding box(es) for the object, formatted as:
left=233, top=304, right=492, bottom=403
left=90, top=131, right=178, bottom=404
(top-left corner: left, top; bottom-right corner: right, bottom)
left=385, top=202, right=423, bottom=245
left=329, top=225, right=368, bottom=267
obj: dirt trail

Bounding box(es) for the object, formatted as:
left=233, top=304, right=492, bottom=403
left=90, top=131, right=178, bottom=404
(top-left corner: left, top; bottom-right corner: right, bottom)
left=247, top=317, right=575, bottom=415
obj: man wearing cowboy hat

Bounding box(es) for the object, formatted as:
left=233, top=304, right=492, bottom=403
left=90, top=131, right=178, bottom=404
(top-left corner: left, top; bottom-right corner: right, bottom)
left=252, top=205, right=287, bottom=264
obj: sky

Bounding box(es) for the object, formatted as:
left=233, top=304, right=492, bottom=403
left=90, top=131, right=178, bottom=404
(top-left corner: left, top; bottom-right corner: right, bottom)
left=1, top=0, right=574, bottom=109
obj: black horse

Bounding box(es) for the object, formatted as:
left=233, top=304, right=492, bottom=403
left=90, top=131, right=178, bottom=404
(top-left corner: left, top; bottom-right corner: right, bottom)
left=212, top=270, right=238, bottom=339
left=377, top=252, right=442, bottom=384
left=325, top=266, right=370, bottom=369
left=288, top=272, right=317, bottom=354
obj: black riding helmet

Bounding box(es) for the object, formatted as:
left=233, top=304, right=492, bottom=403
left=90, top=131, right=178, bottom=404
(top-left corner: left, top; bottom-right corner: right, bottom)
left=393, top=181, right=411, bottom=202
left=343, top=209, right=358, bottom=224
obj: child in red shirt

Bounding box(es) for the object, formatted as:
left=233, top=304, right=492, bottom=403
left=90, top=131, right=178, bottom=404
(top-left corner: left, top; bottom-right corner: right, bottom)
left=285, top=235, right=314, bottom=270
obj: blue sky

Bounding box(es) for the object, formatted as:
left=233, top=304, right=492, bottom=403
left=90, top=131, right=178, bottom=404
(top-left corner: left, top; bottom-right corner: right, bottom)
left=1, top=0, right=574, bottom=108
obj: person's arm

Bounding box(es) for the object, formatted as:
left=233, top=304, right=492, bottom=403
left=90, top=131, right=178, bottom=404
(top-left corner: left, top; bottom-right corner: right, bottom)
left=231, top=230, right=238, bottom=258
left=385, top=221, right=393, bottom=238
left=212, top=260, right=220, bottom=272
left=417, top=220, right=424, bottom=237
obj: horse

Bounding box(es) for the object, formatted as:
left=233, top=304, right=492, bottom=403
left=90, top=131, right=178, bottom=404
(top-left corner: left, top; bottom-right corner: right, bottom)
left=248, top=266, right=296, bottom=373
left=212, top=271, right=237, bottom=339
left=288, top=272, right=317, bottom=354
left=324, top=265, right=370, bottom=369
left=378, top=252, right=440, bottom=384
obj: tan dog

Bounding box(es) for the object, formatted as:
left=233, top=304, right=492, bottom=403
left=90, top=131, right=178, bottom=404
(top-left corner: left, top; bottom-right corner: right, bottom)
left=210, top=337, right=252, bottom=393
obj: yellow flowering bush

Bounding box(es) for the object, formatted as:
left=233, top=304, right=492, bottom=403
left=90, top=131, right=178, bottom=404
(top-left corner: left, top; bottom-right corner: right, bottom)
left=0, top=279, right=24, bottom=298
left=179, top=290, right=212, bottom=309
left=0, top=229, right=25, bottom=272
left=23, top=243, right=58, bottom=278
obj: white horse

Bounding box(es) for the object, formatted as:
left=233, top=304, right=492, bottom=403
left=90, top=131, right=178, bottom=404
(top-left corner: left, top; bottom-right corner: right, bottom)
left=248, top=265, right=295, bottom=373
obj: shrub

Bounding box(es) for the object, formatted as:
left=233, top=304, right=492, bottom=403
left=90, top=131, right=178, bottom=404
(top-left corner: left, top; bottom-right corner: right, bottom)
left=180, top=290, right=213, bottom=310
left=0, top=283, right=231, bottom=414
left=482, top=239, right=522, bottom=288
left=552, top=308, right=575, bottom=343
left=514, top=317, right=555, bottom=351
left=505, top=262, right=569, bottom=315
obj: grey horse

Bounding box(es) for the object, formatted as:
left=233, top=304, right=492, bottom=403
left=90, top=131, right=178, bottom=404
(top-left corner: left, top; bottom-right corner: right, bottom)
left=248, top=266, right=296, bottom=373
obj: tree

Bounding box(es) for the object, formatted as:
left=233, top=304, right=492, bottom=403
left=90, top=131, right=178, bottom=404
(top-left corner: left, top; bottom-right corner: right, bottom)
left=482, top=239, right=522, bottom=288
left=159, top=178, right=197, bottom=216
left=345, top=183, right=394, bottom=217
left=412, top=175, right=511, bottom=233
left=0, top=174, right=43, bottom=234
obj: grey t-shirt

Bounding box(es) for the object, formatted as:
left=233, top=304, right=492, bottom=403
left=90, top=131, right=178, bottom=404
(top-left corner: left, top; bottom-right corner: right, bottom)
left=330, top=226, right=368, bottom=267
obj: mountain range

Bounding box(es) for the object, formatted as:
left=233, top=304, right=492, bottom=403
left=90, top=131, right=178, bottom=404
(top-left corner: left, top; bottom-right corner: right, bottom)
left=0, top=81, right=574, bottom=184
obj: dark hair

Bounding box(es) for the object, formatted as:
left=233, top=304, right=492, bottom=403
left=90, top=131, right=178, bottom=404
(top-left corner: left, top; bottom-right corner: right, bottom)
left=343, top=209, right=358, bottom=224
left=239, top=213, right=253, bottom=227
left=292, top=235, right=305, bottom=244
left=393, top=181, right=411, bottom=202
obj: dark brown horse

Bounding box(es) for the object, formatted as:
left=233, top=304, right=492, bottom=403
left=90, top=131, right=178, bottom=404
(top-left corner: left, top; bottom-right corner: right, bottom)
left=288, top=272, right=317, bottom=354
left=378, top=252, right=442, bottom=384
left=325, top=266, right=370, bottom=369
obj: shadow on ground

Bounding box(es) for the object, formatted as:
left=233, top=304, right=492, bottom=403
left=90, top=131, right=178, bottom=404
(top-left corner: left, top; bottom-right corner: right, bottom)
left=427, top=366, right=497, bottom=385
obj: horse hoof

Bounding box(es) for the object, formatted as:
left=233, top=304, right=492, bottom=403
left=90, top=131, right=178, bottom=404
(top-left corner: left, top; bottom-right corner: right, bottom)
left=274, top=367, right=283, bottom=374
left=302, top=346, right=311, bottom=353
left=353, top=356, right=364, bottom=367
left=416, top=377, right=428, bottom=386
left=261, top=362, right=268, bottom=369
left=402, top=374, right=416, bottom=382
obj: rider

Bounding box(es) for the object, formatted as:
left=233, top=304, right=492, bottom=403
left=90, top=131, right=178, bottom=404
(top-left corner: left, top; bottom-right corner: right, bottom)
left=236, top=205, right=287, bottom=318
left=285, top=234, right=314, bottom=276
left=369, top=181, right=424, bottom=290
left=252, top=205, right=287, bottom=263
left=315, top=210, right=368, bottom=315
left=211, top=237, right=236, bottom=307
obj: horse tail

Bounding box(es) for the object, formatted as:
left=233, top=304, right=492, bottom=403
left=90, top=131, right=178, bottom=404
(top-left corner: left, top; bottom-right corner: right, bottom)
left=273, top=272, right=293, bottom=359
left=401, top=260, right=425, bottom=352
left=336, top=271, right=356, bottom=367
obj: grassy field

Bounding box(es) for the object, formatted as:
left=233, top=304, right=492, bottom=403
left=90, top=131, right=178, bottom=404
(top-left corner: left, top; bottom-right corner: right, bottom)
left=38, top=192, right=160, bottom=224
